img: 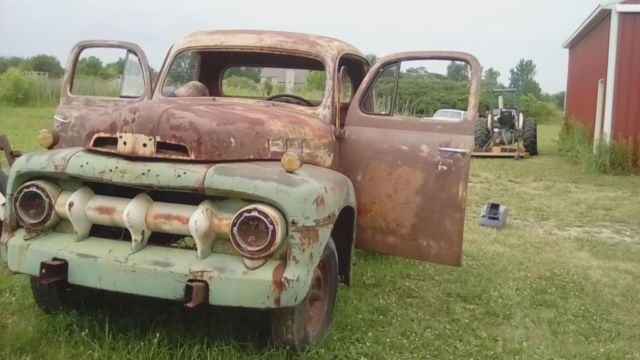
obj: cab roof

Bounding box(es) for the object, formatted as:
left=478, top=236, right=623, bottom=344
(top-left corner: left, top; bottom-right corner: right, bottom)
left=173, top=30, right=364, bottom=59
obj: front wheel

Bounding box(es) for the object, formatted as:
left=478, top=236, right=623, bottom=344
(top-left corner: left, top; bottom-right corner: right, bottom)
left=271, top=239, right=338, bottom=352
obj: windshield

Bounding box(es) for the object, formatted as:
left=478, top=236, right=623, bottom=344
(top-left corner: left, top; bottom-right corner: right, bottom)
left=161, top=50, right=326, bottom=107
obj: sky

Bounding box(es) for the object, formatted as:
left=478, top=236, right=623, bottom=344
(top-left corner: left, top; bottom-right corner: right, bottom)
left=0, top=0, right=603, bottom=94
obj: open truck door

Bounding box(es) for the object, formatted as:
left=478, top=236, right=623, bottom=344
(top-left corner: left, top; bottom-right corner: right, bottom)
left=340, top=52, right=481, bottom=266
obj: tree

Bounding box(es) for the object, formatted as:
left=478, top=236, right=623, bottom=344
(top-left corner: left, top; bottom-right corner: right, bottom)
left=365, top=54, right=378, bottom=65
left=260, top=79, right=273, bottom=96
left=0, top=56, right=25, bottom=74
left=552, top=91, right=566, bottom=109
left=484, top=67, right=501, bottom=85
left=509, top=59, right=541, bottom=97
left=102, top=58, right=125, bottom=79
left=166, top=52, right=198, bottom=86
left=21, top=55, right=63, bottom=78
left=306, top=71, right=325, bottom=91
left=224, top=67, right=261, bottom=83
left=406, top=66, right=428, bottom=76
left=76, top=56, right=103, bottom=77
left=446, top=61, right=469, bottom=81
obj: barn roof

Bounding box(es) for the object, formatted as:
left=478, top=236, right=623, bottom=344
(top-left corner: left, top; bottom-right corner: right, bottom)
left=563, top=0, right=640, bottom=48
left=562, top=1, right=620, bottom=49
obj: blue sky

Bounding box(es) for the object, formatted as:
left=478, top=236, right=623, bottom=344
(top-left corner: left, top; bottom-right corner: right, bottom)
left=0, top=0, right=602, bottom=93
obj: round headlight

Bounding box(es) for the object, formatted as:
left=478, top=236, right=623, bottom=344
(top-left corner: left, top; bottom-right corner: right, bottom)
left=13, top=181, right=61, bottom=229
left=230, top=204, right=285, bottom=259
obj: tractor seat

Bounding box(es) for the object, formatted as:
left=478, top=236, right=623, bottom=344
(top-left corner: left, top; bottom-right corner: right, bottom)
left=498, top=110, right=516, bottom=129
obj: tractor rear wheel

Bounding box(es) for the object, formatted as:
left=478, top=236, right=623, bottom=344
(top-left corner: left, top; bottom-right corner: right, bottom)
left=0, top=170, right=7, bottom=233
left=474, top=117, right=491, bottom=149
left=522, top=118, right=538, bottom=155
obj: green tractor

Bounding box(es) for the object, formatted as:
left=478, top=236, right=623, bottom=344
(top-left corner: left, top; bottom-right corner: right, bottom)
left=473, top=89, right=537, bottom=158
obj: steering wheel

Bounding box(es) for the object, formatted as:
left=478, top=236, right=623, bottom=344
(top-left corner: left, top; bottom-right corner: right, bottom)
left=266, top=94, right=314, bottom=106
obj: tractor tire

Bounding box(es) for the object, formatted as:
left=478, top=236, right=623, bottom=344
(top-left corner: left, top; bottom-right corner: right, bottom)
left=271, top=239, right=338, bottom=353
left=522, top=118, right=538, bottom=156
left=474, top=117, right=491, bottom=149
left=0, top=170, right=7, bottom=233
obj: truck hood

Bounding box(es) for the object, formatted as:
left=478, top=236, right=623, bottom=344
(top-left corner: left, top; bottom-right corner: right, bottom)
left=76, top=99, right=335, bottom=168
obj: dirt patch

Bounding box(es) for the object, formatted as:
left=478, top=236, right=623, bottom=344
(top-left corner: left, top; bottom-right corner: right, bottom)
left=552, top=226, right=639, bottom=243
left=511, top=218, right=639, bottom=244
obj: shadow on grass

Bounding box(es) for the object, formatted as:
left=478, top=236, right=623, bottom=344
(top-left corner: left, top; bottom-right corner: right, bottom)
left=61, top=285, right=273, bottom=351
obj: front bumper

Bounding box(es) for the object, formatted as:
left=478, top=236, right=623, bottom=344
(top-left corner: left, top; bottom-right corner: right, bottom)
left=1, top=149, right=353, bottom=308
left=4, top=229, right=308, bottom=308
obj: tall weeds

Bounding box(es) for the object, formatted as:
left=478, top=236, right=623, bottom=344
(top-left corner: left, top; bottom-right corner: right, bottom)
left=557, top=120, right=639, bottom=175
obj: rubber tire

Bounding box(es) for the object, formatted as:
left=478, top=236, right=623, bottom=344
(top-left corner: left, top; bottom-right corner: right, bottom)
left=30, top=276, right=73, bottom=314
left=474, top=117, right=491, bottom=149
left=522, top=118, right=538, bottom=156
left=0, top=170, right=6, bottom=194
left=271, top=240, right=338, bottom=353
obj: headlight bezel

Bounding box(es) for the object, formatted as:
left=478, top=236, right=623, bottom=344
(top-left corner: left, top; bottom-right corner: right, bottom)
left=13, top=180, right=61, bottom=230
left=229, top=204, right=286, bottom=259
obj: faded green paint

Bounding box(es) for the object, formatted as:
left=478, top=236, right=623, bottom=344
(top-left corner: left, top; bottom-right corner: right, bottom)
left=6, top=228, right=330, bottom=307
left=1, top=149, right=355, bottom=308
left=5, top=149, right=355, bottom=227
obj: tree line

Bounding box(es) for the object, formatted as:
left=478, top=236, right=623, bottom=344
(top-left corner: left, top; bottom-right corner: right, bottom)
left=0, top=53, right=566, bottom=123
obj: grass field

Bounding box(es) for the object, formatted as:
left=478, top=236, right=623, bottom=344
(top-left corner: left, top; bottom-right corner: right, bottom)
left=1, top=106, right=639, bottom=359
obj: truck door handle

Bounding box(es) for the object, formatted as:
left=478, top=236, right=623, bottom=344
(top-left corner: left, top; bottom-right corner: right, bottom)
left=438, top=147, right=469, bottom=154
left=54, top=115, right=70, bottom=123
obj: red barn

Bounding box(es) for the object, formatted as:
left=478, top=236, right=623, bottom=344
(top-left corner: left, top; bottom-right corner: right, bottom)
left=563, top=0, right=640, bottom=144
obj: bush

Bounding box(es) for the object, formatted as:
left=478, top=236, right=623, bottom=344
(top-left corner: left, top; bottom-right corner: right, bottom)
left=557, top=120, right=639, bottom=175
left=521, top=94, right=563, bottom=123
left=0, top=67, right=62, bottom=107
left=72, top=76, right=119, bottom=97
left=222, top=76, right=259, bottom=96
left=0, top=67, right=38, bottom=106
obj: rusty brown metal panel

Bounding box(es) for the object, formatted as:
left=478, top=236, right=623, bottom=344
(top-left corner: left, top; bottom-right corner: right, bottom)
left=59, top=97, right=337, bottom=168
left=612, top=13, right=640, bottom=141
left=173, top=30, right=363, bottom=62
left=565, top=15, right=611, bottom=135
left=53, top=35, right=348, bottom=168
left=152, top=31, right=355, bottom=129
left=54, top=40, right=153, bottom=150
left=339, top=51, right=481, bottom=266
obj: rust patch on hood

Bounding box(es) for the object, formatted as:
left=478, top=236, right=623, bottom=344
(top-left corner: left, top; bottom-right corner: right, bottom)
left=74, top=98, right=336, bottom=168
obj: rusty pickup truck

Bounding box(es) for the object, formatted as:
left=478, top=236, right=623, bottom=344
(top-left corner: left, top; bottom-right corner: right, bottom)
left=0, top=30, right=480, bottom=351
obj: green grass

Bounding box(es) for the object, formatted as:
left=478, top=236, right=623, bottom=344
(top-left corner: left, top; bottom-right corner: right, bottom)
left=0, top=106, right=55, bottom=169
left=1, top=107, right=640, bottom=359
left=558, top=120, right=639, bottom=175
